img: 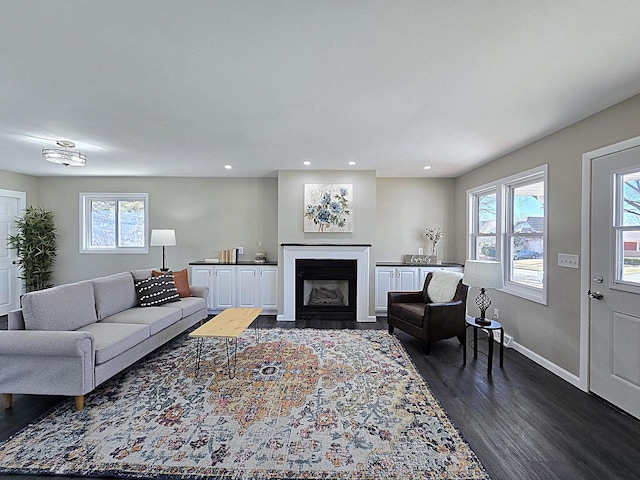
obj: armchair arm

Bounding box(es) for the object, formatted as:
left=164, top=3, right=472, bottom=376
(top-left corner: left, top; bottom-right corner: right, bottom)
left=0, top=330, right=96, bottom=397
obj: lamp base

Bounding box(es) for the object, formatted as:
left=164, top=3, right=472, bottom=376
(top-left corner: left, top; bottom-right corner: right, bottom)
left=160, top=268, right=170, bottom=272
left=474, top=316, right=492, bottom=326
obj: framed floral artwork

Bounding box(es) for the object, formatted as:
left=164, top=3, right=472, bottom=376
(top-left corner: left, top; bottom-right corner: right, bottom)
left=303, top=184, right=353, bottom=232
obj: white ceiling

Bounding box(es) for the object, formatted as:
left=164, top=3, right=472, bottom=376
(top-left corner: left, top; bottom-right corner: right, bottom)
left=2, top=1, right=640, bottom=178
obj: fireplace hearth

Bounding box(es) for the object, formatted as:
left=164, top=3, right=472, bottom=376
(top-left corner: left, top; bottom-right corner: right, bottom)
left=296, top=259, right=357, bottom=321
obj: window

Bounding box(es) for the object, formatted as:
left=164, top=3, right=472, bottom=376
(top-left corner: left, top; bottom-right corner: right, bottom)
left=468, top=165, right=547, bottom=304
left=616, top=169, right=640, bottom=285
left=80, top=193, right=149, bottom=253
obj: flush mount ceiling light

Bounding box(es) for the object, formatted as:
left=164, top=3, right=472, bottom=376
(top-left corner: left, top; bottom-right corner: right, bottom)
left=42, top=140, right=86, bottom=167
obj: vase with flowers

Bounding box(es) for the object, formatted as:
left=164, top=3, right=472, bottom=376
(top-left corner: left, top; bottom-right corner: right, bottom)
left=425, top=226, right=443, bottom=262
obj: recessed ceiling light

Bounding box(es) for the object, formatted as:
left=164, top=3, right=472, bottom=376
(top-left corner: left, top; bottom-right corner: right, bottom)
left=224, top=164, right=232, bottom=170
left=423, top=165, right=432, bottom=170
left=303, top=160, right=311, bottom=166
left=348, top=161, right=356, bottom=166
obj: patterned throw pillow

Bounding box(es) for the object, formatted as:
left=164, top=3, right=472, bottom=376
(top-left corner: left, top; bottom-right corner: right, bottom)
left=134, top=274, right=180, bottom=307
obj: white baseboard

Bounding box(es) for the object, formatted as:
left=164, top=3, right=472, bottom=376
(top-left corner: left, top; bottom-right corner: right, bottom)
left=509, top=339, right=582, bottom=389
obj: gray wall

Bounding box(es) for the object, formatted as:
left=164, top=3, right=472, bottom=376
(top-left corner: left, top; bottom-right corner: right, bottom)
left=0, top=171, right=39, bottom=206
left=376, top=177, right=455, bottom=262
left=454, top=93, right=640, bottom=376
left=37, top=176, right=278, bottom=284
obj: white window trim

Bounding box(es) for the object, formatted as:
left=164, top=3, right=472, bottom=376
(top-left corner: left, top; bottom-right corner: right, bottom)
left=79, top=193, right=149, bottom=254
left=467, top=164, right=548, bottom=305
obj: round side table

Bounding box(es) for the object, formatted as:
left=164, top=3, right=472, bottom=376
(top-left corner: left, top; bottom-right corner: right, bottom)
left=463, top=316, right=504, bottom=375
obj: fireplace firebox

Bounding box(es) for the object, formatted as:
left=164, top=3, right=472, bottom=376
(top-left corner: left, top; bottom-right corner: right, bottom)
left=295, top=259, right=357, bottom=321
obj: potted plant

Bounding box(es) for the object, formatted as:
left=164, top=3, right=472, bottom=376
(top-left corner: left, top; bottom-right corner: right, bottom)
left=7, top=206, right=58, bottom=292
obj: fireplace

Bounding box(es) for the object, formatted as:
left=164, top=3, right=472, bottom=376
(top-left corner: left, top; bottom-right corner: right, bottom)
left=279, top=244, right=374, bottom=322
left=296, top=259, right=357, bottom=321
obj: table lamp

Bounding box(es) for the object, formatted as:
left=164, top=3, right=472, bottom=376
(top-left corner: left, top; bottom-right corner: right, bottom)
left=463, top=260, right=504, bottom=326
left=150, top=229, right=176, bottom=271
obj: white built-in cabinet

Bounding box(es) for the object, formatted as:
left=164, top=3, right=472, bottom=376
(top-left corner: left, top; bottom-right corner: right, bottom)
left=190, top=264, right=278, bottom=313
left=375, top=265, right=464, bottom=313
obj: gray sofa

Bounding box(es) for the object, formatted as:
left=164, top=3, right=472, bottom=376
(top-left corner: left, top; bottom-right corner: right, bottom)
left=0, top=269, right=208, bottom=410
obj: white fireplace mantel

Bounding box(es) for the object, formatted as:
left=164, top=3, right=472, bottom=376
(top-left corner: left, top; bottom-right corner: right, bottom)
left=278, top=244, right=375, bottom=322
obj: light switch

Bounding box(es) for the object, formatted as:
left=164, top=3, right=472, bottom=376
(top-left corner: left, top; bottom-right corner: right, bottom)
left=558, top=253, right=579, bottom=269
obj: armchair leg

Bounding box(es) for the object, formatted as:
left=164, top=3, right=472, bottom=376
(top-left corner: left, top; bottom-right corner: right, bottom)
left=388, top=325, right=395, bottom=334
left=424, top=342, right=431, bottom=355
left=2, top=393, right=12, bottom=409
left=75, top=395, right=84, bottom=411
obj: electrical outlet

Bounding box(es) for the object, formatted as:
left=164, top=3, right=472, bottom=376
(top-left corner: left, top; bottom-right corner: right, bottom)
left=237, top=247, right=244, bottom=255
left=558, top=253, right=579, bottom=269
left=493, top=308, right=499, bottom=320
left=418, top=248, right=423, bottom=255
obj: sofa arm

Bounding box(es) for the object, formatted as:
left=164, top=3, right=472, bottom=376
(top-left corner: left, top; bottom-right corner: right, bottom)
left=189, top=284, right=209, bottom=300
left=0, top=330, right=96, bottom=397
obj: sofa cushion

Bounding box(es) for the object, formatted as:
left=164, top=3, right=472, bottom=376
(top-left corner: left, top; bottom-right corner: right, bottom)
left=426, top=271, right=463, bottom=303
left=161, top=296, right=206, bottom=318
left=131, top=269, right=154, bottom=281
left=22, top=281, right=98, bottom=331
left=153, top=269, right=191, bottom=297
left=392, top=303, right=425, bottom=328
left=92, top=273, right=138, bottom=320
left=101, top=306, right=181, bottom=336
left=77, top=322, right=149, bottom=364
left=134, top=275, right=180, bottom=307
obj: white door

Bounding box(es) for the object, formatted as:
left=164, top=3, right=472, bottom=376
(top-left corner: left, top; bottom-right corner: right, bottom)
left=375, top=267, right=395, bottom=311
left=590, top=146, right=640, bottom=419
left=0, top=190, right=24, bottom=315
left=237, top=267, right=259, bottom=308
left=259, top=267, right=278, bottom=311
left=214, top=266, right=235, bottom=310
left=397, top=267, right=419, bottom=291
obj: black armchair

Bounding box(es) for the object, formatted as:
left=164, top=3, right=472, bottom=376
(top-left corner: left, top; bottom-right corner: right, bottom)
left=387, top=271, right=468, bottom=354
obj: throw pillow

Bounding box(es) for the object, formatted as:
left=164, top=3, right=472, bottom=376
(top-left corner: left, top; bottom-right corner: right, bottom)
left=134, top=274, right=180, bottom=307
left=153, top=268, right=191, bottom=297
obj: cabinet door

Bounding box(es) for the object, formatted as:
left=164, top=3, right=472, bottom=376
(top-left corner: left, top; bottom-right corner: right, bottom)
left=397, top=267, right=419, bottom=291
left=191, top=266, right=214, bottom=309
left=214, top=267, right=235, bottom=310
left=259, top=267, right=278, bottom=311
left=375, top=267, right=396, bottom=311
left=237, top=267, right=259, bottom=308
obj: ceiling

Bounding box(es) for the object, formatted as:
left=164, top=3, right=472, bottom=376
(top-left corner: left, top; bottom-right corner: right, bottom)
left=2, top=1, right=640, bottom=178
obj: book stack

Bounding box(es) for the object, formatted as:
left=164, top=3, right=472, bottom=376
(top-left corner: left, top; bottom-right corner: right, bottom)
left=219, top=248, right=238, bottom=264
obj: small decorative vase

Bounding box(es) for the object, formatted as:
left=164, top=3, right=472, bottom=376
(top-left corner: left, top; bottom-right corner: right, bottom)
left=254, top=242, right=267, bottom=264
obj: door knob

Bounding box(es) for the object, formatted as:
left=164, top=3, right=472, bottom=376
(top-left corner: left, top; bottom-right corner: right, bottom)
left=588, top=290, right=604, bottom=300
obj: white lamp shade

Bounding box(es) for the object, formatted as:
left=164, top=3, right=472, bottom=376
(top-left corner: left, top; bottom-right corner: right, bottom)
left=150, top=229, right=176, bottom=246
left=463, top=260, right=504, bottom=289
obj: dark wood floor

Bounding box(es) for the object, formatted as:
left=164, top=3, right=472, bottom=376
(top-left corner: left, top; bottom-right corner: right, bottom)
left=2, top=315, right=640, bottom=480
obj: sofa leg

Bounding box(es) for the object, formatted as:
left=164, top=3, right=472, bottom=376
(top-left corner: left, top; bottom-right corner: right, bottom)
left=457, top=334, right=465, bottom=345
left=388, top=324, right=394, bottom=334
left=424, top=342, right=431, bottom=355
left=75, top=395, right=84, bottom=411
left=2, top=393, right=12, bottom=409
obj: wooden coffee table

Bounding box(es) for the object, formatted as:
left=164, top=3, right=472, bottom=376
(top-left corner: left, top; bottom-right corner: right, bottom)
left=189, top=307, right=262, bottom=378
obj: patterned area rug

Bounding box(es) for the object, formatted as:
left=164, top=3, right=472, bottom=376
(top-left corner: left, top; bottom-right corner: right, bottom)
left=0, top=328, right=489, bottom=479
